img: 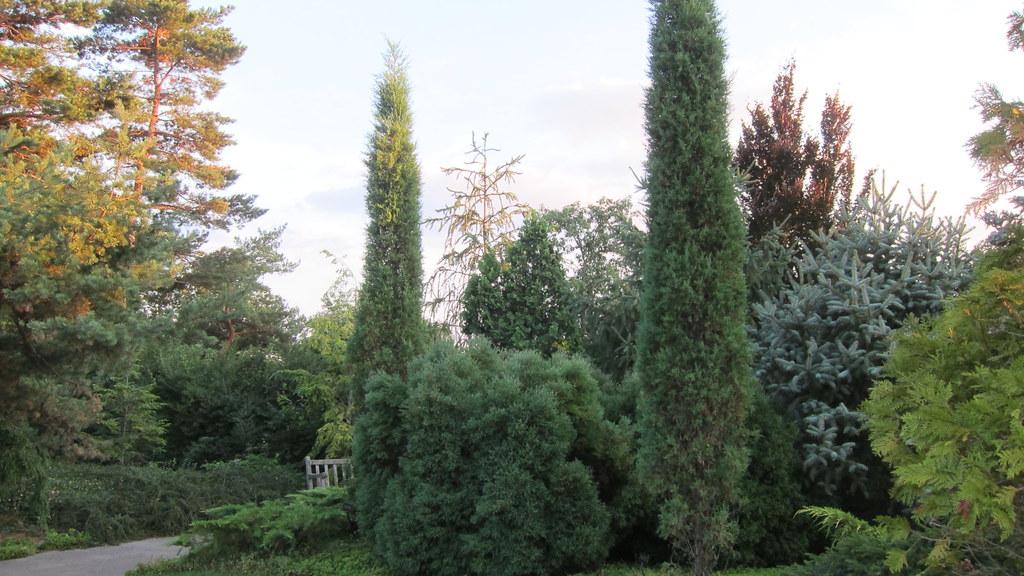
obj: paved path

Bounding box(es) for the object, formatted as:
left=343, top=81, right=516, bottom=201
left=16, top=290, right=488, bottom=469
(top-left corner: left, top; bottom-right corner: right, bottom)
left=0, top=537, right=184, bottom=576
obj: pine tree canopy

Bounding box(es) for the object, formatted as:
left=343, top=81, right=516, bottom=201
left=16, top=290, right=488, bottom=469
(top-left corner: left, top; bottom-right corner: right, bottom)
left=84, top=0, right=253, bottom=227
left=0, top=130, right=173, bottom=458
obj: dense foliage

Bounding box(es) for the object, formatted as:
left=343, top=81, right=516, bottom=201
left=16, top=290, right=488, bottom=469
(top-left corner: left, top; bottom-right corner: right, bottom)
left=728, top=392, right=809, bottom=568
left=636, top=1, right=752, bottom=573
left=751, top=182, right=971, bottom=502
left=355, top=340, right=634, bottom=576
left=544, top=199, right=645, bottom=381
left=0, top=130, right=175, bottom=520
left=463, top=216, right=578, bottom=356
left=862, top=261, right=1024, bottom=572
left=132, top=540, right=387, bottom=576
left=0, top=0, right=270, bottom=506
left=735, top=61, right=854, bottom=243
left=188, top=487, right=354, bottom=556
left=346, top=44, right=426, bottom=403
left=47, top=458, right=301, bottom=543
left=787, top=533, right=891, bottom=576
left=143, top=343, right=319, bottom=465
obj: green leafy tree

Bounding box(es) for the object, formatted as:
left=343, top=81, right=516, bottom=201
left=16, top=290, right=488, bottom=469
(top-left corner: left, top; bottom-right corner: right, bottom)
left=95, top=369, right=168, bottom=464
left=346, top=43, right=426, bottom=403
left=735, top=61, right=855, bottom=243
left=302, top=256, right=359, bottom=457
left=425, top=132, right=529, bottom=338
left=544, top=198, right=645, bottom=381
left=752, top=181, right=971, bottom=505
left=84, top=0, right=254, bottom=227
left=462, top=216, right=578, bottom=356
left=157, top=228, right=301, bottom=351
left=968, top=8, right=1024, bottom=211
left=863, top=265, right=1024, bottom=572
left=636, top=1, right=752, bottom=572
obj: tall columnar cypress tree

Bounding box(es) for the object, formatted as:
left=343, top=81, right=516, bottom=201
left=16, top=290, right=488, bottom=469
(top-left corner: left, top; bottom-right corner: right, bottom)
left=347, top=44, right=426, bottom=404
left=635, top=1, right=752, bottom=573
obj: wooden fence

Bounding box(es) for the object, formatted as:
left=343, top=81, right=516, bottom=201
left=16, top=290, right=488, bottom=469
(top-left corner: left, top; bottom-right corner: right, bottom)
left=303, top=457, right=353, bottom=489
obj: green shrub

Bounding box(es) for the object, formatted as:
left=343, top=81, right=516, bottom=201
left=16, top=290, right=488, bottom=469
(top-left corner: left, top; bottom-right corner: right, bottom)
left=47, top=457, right=301, bottom=543
left=0, top=537, right=36, bottom=560
left=41, top=528, right=90, bottom=550
left=146, top=344, right=321, bottom=466
left=0, top=423, right=49, bottom=526
left=131, top=540, right=385, bottom=576
left=564, top=565, right=791, bottom=576
left=787, top=533, right=890, bottom=576
left=862, top=265, right=1024, bottom=572
left=355, top=340, right=620, bottom=576
left=462, top=216, right=579, bottom=356
left=188, top=487, right=352, bottom=555
left=728, top=392, right=809, bottom=568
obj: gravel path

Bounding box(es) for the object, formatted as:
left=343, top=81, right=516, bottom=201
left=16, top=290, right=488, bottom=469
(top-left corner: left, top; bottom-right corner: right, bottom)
left=0, top=537, right=184, bottom=576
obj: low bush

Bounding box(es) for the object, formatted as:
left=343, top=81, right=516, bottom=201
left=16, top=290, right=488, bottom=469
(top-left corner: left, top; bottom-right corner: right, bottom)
left=130, top=540, right=385, bottom=576
left=0, top=536, right=36, bottom=560
left=47, top=457, right=301, bottom=543
left=786, top=533, right=889, bottom=576
left=567, top=565, right=791, bottom=576
left=0, top=528, right=90, bottom=561
left=187, top=487, right=353, bottom=555
left=355, top=340, right=626, bottom=576
left=40, top=528, right=91, bottom=550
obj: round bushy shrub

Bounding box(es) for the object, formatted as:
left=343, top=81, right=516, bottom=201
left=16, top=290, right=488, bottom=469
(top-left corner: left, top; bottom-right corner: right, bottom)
left=355, top=340, right=618, bottom=576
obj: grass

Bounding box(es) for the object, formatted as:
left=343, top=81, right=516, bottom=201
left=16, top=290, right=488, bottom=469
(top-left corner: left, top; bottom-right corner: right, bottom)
left=0, top=528, right=92, bottom=560
left=574, top=566, right=790, bottom=575
left=0, top=538, right=36, bottom=560
left=129, top=539, right=791, bottom=576
left=130, top=540, right=386, bottom=576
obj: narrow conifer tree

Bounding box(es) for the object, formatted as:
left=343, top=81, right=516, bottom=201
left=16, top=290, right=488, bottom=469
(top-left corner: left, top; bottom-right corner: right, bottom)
left=347, top=44, right=426, bottom=403
left=636, top=1, right=752, bottom=574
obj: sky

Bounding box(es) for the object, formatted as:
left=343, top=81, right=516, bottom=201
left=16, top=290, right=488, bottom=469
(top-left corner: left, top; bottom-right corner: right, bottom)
left=196, top=1, right=1024, bottom=316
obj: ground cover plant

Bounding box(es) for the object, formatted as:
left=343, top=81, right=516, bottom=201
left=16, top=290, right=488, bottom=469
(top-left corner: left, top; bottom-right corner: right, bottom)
left=46, top=458, right=301, bottom=544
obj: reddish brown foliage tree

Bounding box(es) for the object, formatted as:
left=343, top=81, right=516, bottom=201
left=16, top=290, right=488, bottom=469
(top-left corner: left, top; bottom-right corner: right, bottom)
left=735, top=61, right=854, bottom=243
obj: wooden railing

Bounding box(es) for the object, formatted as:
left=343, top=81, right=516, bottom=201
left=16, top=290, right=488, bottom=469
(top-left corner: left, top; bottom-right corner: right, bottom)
left=304, top=457, right=353, bottom=489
